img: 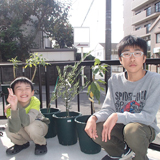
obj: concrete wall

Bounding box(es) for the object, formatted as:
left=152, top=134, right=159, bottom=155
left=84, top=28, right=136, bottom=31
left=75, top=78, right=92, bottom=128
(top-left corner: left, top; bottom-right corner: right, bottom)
left=30, top=48, right=77, bottom=61
left=123, top=0, right=133, bottom=36
left=150, top=19, right=160, bottom=57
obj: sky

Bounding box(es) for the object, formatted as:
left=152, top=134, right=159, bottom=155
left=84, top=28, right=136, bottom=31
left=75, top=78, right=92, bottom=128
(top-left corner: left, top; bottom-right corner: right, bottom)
left=69, top=0, right=124, bottom=52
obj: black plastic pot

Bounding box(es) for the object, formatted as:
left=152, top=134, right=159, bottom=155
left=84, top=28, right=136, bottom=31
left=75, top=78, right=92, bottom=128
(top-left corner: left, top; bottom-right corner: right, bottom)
left=53, top=111, right=81, bottom=145
left=75, top=115, right=101, bottom=154
left=41, top=108, right=60, bottom=138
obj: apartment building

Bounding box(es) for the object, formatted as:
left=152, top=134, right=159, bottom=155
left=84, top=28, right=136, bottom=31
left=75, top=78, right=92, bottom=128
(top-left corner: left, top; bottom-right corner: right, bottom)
left=94, top=43, right=123, bottom=73
left=123, top=0, right=160, bottom=58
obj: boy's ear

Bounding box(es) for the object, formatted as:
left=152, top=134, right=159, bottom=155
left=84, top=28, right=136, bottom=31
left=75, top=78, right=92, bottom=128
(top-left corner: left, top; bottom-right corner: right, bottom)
left=31, top=90, right=34, bottom=96
left=143, top=55, right=147, bottom=63
left=119, top=57, right=122, bottom=64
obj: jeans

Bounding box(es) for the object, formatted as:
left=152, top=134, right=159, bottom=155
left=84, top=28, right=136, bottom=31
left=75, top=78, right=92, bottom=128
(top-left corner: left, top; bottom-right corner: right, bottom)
left=94, top=122, right=155, bottom=160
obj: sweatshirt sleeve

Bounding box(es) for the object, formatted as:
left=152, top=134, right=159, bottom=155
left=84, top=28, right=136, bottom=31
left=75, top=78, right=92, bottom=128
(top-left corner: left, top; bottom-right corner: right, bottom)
left=8, top=109, right=21, bottom=133
left=94, top=78, right=116, bottom=122
left=7, top=97, right=41, bottom=132
left=19, top=97, right=41, bottom=125
left=7, top=105, right=30, bottom=132
left=19, top=108, right=40, bottom=127
left=27, top=109, right=40, bottom=123
left=117, top=76, right=160, bottom=127
left=18, top=108, right=30, bottom=127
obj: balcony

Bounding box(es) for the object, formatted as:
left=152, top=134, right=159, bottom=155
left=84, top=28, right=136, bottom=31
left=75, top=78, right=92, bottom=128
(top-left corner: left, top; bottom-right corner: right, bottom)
left=132, top=7, right=160, bottom=26
left=0, top=59, right=160, bottom=159
left=132, top=0, right=155, bottom=11
left=132, top=27, right=148, bottom=37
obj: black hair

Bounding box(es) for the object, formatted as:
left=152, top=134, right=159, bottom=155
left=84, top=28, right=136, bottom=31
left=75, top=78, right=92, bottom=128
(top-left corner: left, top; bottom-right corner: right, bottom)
left=117, top=35, right=147, bottom=57
left=10, top=77, right=34, bottom=93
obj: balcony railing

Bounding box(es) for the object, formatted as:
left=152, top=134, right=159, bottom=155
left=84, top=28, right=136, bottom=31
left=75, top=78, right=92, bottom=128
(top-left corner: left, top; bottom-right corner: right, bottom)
left=131, top=0, right=155, bottom=11
left=0, top=59, right=160, bottom=151
left=146, top=6, right=160, bottom=16
left=132, top=6, right=160, bottom=25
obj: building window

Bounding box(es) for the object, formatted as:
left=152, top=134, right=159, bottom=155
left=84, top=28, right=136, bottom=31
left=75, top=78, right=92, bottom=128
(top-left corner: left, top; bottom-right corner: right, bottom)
left=135, top=11, right=141, bottom=15
left=155, top=2, right=160, bottom=12
left=147, top=40, right=151, bottom=52
left=156, top=33, right=160, bottom=43
left=97, top=52, right=102, bottom=56
left=146, top=7, right=151, bottom=16
left=144, top=23, right=151, bottom=33
left=135, top=26, right=141, bottom=30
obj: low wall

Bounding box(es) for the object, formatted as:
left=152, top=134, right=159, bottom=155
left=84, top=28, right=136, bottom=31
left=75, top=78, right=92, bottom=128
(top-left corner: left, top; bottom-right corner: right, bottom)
left=31, top=48, right=77, bottom=61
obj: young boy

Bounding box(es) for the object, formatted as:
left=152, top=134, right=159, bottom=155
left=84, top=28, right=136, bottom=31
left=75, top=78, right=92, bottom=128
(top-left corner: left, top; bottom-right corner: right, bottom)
left=85, top=35, right=160, bottom=160
left=5, top=77, right=50, bottom=155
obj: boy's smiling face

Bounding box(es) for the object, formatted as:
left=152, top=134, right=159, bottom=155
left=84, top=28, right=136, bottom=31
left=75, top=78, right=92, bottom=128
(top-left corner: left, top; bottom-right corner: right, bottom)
left=14, top=82, right=34, bottom=106
left=119, top=45, right=146, bottom=74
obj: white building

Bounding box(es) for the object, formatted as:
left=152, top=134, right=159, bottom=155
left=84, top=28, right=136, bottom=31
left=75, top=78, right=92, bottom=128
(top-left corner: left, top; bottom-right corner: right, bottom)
left=123, top=0, right=160, bottom=58
left=94, top=43, right=123, bottom=73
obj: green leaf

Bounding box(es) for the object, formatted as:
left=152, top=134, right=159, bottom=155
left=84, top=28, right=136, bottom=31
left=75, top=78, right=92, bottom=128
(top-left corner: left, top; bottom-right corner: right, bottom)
left=99, top=72, right=103, bottom=77
left=95, top=81, right=100, bottom=91
left=93, top=68, right=99, bottom=75
left=97, top=79, right=106, bottom=84
left=94, top=88, right=100, bottom=103
left=100, top=86, right=105, bottom=91
left=90, top=82, right=98, bottom=98
left=94, top=58, right=101, bottom=65
left=87, top=84, right=91, bottom=93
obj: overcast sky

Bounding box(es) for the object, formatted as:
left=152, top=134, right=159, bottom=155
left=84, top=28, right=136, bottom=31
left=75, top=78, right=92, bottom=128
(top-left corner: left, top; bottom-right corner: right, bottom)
left=69, top=0, right=124, bottom=52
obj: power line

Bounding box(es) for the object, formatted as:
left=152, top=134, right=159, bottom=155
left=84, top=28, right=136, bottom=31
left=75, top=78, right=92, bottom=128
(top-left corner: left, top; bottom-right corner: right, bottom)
left=72, top=0, right=78, bottom=5
left=81, top=0, right=95, bottom=27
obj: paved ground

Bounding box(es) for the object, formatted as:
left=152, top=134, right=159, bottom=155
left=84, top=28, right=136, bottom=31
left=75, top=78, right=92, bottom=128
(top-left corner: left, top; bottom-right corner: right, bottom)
left=0, top=86, right=160, bottom=159
left=0, top=121, right=160, bottom=160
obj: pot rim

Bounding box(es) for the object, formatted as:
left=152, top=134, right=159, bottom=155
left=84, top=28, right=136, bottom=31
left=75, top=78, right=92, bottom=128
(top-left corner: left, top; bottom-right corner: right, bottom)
left=52, top=111, right=81, bottom=119
left=75, top=115, right=91, bottom=124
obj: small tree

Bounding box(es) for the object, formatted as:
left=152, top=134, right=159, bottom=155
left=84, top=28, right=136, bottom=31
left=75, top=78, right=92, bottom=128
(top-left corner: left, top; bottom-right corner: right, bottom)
left=87, top=59, right=108, bottom=113
left=8, top=57, right=21, bottom=79
left=50, top=54, right=90, bottom=117
left=25, top=53, right=50, bottom=82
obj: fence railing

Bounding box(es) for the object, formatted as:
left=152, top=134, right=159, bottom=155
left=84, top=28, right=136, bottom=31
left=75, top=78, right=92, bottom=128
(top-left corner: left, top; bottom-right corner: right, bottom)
left=0, top=58, right=160, bottom=151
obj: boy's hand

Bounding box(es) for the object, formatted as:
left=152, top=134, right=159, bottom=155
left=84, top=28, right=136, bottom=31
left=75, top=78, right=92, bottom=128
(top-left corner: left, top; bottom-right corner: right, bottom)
left=4, top=104, right=11, bottom=113
left=7, top=88, right=18, bottom=111
left=85, top=115, right=98, bottom=140
left=102, top=113, right=118, bottom=142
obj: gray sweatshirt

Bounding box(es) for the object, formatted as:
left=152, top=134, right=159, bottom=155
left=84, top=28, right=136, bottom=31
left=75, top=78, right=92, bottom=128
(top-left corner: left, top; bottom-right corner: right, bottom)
left=94, top=71, right=160, bottom=134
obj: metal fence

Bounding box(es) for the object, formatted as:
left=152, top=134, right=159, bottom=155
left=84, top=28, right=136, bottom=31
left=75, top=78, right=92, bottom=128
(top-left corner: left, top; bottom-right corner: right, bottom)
left=0, top=58, right=160, bottom=151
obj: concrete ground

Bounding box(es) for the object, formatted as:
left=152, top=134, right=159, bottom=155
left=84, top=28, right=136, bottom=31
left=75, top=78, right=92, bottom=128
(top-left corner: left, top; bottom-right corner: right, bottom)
left=0, top=87, right=160, bottom=160
left=0, top=121, right=160, bottom=160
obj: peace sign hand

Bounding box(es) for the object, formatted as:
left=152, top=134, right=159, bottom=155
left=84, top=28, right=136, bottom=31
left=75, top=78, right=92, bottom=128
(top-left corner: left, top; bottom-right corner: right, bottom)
left=7, top=88, right=18, bottom=111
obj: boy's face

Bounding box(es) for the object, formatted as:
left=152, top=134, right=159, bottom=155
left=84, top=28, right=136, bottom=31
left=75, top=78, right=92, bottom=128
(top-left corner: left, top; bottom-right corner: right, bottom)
left=14, top=82, right=34, bottom=106
left=119, top=45, right=146, bottom=74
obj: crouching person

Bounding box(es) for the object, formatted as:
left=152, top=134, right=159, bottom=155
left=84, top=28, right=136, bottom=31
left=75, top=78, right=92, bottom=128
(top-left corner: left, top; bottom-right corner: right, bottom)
left=85, top=35, right=160, bottom=160
left=5, top=77, right=50, bottom=155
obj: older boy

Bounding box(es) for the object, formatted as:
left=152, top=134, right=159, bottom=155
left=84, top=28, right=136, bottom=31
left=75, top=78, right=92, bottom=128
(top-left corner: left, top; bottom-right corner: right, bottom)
left=5, top=77, right=49, bottom=155
left=85, top=35, right=160, bottom=160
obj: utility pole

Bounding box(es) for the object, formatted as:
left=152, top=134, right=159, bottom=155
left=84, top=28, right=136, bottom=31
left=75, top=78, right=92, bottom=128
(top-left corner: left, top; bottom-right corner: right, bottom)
left=105, top=0, right=111, bottom=92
